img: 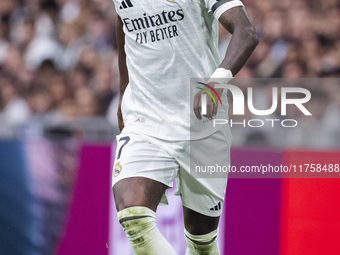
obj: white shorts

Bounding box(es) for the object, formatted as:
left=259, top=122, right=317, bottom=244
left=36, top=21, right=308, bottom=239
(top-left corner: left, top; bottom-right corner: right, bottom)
left=112, top=127, right=232, bottom=217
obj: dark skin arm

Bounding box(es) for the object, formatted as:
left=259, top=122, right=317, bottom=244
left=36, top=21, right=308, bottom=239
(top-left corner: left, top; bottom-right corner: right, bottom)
left=186, top=7, right=259, bottom=236
left=194, top=6, right=259, bottom=120
left=116, top=16, right=129, bottom=131
left=219, top=7, right=259, bottom=75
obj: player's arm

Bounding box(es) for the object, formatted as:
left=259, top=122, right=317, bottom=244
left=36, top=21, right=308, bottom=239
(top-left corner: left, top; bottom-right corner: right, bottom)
left=194, top=6, right=258, bottom=120
left=116, top=16, right=129, bottom=131
left=218, top=6, right=258, bottom=76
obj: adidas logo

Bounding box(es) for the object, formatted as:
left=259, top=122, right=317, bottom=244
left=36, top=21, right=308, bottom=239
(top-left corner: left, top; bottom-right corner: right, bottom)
left=209, top=202, right=221, bottom=211
left=120, top=0, right=133, bottom=9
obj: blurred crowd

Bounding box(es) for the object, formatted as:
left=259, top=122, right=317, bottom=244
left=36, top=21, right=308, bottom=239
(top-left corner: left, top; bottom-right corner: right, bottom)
left=225, top=0, right=340, bottom=148
left=0, top=0, right=120, bottom=139
left=235, top=0, right=340, bottom=78
left=0, top=0, right=339, bottom=147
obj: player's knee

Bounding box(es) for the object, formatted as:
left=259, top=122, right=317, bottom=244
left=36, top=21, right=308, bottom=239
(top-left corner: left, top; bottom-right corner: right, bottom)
left=113, top=177, right=166, bottom=212
left=113, top=184, right=148, bottom=211
left=114, top=191, right=156, bottom=212
left=183, top=207, right=220, bottom=235
left=185, top=228, right=220, bottom=255
left=114, top=193, right=136, bottom=212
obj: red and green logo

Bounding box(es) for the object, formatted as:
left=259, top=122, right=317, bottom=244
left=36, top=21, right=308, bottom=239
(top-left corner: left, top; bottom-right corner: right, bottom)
left=196, top=82, right=222, bottom=106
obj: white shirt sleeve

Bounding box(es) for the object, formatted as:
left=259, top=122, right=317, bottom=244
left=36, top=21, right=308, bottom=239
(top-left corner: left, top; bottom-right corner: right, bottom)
left=204, top=0, right=244, bottom=20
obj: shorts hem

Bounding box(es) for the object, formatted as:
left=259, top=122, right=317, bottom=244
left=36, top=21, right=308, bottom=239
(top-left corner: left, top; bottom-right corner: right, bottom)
left=182, top=202, right=223, bottom=217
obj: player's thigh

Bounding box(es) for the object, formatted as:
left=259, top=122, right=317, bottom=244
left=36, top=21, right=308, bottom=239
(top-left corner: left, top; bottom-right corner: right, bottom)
left=112, top=131, right=178, bottom=212
left=183, top=206, right=220, bottom=235
left=178, top=127, right=231, bottom=214
left=113, top=177, right=167, bottom=212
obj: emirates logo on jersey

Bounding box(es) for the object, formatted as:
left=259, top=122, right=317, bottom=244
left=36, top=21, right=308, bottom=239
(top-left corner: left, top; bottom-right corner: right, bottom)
left=122, top=9, right=184, bottom=32
left=122, top=9, right=184, bottom=44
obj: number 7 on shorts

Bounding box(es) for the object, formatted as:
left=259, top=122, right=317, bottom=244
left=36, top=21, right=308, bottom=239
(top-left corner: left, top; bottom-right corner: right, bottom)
left=117, top=136, right=130, bottom=160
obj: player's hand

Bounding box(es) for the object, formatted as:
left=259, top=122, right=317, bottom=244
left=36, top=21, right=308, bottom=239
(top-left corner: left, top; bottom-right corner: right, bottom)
left=117, top=97, right=124, bottom=131
left=193, top=84, right=223, bottom=120
left=194, top=68, right=233, bottom=120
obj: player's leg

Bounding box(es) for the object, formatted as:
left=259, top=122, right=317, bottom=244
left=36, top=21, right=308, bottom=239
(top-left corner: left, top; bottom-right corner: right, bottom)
left=112, top=131, right=178, bottom=255
left=177, top=171, right=226, bottom=255
left=174, top=127, right=232, bottom=255
left=183, top=206, right=219, bottom=235
left=114, top=176, right=166, bottom=212
left=183, top=207, right=220, bottom=255
left=113, top=177, right=177, bottom=255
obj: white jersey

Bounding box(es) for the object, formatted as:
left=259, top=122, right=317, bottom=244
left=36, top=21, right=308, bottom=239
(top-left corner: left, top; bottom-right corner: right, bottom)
left=113, top=0, right=244, bottom=140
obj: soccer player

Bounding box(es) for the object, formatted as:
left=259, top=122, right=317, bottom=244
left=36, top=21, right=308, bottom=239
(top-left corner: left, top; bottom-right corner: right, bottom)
left=112, top=0, right=258, bottom=254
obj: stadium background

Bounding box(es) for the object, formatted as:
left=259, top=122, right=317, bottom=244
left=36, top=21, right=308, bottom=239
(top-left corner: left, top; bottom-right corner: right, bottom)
left=1, top=0, right=340, bottom=254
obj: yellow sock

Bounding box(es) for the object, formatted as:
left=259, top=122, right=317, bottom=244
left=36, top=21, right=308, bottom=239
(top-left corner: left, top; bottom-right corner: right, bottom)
left=118, top=206, right=177, bottom=255
left=184, top=228, right=220, bottom=255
